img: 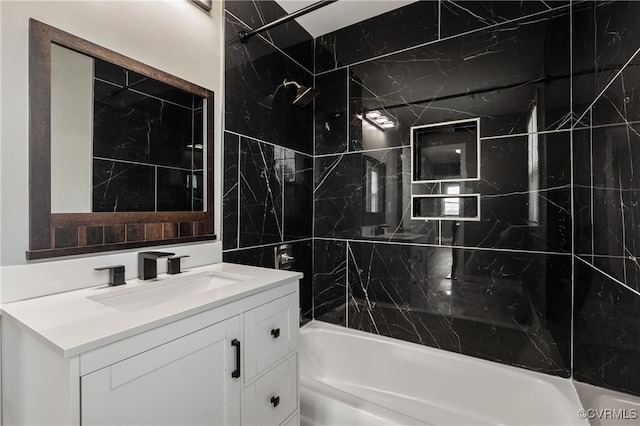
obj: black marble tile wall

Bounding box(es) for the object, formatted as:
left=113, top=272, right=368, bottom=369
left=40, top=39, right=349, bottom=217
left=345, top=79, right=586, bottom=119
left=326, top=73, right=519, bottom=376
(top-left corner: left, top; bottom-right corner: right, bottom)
left=307, top=0, right=629, bottom=388
left=225, top=11, right=314, bottom=155
left=314, top=135, right=570, bottom=253
left=315, top=68, right=348, bottom=155
left=283, top=152, right=313, bottom=241
left=440, top=1, right=567, bottom=39
left=572, top=1, right=640, bottom=125
left=233, top=137, right=313, bottom=248
left=224, top=0, right=314, bottom=72
left=574, top=259, right=640, bottom=396
left=570, top=2, right=640, bottom=397
left=223, top=0, right=315, bottom=322
left=223, top=132, right=239, bottom=250
left=239, top=137, right=283, bottom=247
left=347, top=8, right=571, bottom=150
left=345, top=242, right=571, bottom=376
left=221, top=0, right=640, bottom=397
left=223, top=239, right=313, bottom=320
left=315, top=1, right=439, bottom=73
left=311, top=239, right=347, bottom=323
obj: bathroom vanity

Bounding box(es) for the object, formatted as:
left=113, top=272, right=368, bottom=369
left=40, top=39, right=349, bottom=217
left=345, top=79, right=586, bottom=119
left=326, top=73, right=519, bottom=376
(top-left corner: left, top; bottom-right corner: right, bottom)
left=1, top=262, right=301, bottom=425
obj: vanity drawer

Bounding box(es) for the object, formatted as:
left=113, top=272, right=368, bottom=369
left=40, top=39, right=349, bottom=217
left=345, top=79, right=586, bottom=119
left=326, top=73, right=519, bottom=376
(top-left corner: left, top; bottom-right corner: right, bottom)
left=242, top=354, right=297, bottom=426
left=244, top=292, right=298, bottom=381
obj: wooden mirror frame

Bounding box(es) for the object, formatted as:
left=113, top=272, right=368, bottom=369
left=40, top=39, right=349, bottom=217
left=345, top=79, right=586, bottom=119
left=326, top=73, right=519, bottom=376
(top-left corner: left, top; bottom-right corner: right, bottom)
left=27, top=19, right=215, bottom=260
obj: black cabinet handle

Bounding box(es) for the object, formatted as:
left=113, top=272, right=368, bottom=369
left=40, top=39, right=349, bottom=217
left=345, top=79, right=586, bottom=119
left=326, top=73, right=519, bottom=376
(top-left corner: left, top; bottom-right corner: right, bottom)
left=271, top=328, right=281, bottom=338
left=270, top=396, right=280, bottom=408
left=231, top=339, right=241, bottom=378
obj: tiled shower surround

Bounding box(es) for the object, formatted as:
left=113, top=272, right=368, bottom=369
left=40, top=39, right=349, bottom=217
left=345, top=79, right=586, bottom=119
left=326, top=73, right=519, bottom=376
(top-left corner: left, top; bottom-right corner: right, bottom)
left=223, top=0, right=640, bottom=397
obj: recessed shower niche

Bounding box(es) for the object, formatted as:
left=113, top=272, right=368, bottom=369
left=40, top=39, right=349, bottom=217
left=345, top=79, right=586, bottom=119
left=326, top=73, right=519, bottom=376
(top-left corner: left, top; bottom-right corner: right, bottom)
left=411, top=118, right=480, bottom=221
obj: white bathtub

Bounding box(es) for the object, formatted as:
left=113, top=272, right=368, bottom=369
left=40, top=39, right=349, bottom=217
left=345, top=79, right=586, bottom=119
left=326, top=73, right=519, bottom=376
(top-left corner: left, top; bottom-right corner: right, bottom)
left=299, top=321, right=588, bottom=425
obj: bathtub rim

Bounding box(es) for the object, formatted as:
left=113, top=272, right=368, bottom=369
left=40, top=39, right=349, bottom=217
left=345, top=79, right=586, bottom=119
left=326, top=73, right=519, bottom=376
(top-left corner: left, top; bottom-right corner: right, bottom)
left=300, top=319, right=587, bottom=425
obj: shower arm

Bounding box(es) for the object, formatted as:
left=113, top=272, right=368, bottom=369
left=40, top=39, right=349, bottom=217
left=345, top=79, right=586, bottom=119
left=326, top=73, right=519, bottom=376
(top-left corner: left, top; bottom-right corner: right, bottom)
left=283, top=80, right=301, bottom=90
left=238, top=0, right=338, bottom=43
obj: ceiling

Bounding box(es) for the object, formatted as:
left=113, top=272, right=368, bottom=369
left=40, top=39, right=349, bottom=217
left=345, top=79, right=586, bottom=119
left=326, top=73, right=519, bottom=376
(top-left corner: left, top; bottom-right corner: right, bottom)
left=273, top=0, right=419, bottom=38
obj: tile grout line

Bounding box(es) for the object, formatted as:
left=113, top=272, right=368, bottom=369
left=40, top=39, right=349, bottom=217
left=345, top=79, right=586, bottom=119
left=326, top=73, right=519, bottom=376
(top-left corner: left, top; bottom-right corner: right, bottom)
left=236, top=134, right=241, bottom=250
left=222, top=237, right=313, bottom=253
left=437, top=0, right=442, bottom=40
left=312, top=57, right=316, bottom=320
left=314, top=128, right=573, bottom=159
left=590, top=109, right=594, bottom=265
left=93, top=156, right=195, bottom=172
left=569, top=0, right=575, bottom=378
left=225, top=130, right=313, bottom=158
left=345, top=240, right=350, bottom=329
left=312, top=236, right=572, bottom=256
left=346, top=66, right=350, bottom=153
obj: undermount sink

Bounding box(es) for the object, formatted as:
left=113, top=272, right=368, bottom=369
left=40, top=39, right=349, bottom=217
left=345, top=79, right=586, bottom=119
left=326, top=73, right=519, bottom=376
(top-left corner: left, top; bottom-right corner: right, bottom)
left=88, top=271, right=252, bottom=312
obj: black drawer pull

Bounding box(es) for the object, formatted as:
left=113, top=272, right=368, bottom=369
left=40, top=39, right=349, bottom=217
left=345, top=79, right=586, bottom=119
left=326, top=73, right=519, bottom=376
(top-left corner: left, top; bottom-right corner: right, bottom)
left=271, top=328, right=281, bottom=338
left=270, top=396, right=280, bottom=408
left=231, top=339, right=241, bottom=378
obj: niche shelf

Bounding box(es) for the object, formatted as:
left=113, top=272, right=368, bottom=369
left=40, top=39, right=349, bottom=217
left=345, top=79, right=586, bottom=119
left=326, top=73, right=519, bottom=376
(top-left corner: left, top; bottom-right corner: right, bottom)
left=410, top=118, right=481, bottom=221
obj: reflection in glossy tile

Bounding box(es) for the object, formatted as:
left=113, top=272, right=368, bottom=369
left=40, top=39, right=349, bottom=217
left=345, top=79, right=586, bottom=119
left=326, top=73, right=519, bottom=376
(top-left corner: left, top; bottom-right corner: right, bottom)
left=347, top=9, right=571, bottom=153
left=315, top=1, right=439, bottom=72
left=315, top=68, right=348, bottom=155
left=314, top=136, right=570, bottom=252
left=156, top=169, right=192, bottom=211
left=239, top=138, right=282, bottom=247
left=312, top=240, right=347, bottom=324
left=314, top=148, right=438, bottom=242
left=283, top=151, right=313, bottom=240
left=342, top=242, right=570, bottom=376
left=92, top=160, right=155, bottom=212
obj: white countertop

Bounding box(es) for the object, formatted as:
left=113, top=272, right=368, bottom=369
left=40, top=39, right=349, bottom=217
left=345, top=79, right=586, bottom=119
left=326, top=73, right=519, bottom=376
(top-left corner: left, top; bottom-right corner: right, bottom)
left=1, top=262, right=302, bottom=358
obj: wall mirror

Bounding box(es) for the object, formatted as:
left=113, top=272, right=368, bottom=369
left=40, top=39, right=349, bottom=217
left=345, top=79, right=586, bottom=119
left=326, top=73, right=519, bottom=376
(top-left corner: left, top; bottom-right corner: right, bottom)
left=28, top=19, right=215, bottom=259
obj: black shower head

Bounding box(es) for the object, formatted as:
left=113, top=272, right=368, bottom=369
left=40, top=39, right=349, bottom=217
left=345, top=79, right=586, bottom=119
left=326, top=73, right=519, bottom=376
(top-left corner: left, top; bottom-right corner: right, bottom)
left=292, top=85, right=320, bottom=107
left=283, top=79, right=319, bottom=107
left=259, top=79, right=319, bottom=109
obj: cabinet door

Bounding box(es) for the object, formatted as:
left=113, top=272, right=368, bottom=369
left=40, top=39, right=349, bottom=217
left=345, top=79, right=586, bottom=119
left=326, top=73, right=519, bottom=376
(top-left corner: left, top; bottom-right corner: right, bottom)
left=244, top=292, right=298, bottom=382
left=81, top=317, right=241, bottom=425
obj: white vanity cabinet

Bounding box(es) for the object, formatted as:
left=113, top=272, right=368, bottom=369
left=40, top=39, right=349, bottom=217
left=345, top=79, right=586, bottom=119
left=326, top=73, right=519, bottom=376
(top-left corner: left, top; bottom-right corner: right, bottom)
left=81, top=317, right=241, bottom=425
left=1, top=266, right=300, bottom=426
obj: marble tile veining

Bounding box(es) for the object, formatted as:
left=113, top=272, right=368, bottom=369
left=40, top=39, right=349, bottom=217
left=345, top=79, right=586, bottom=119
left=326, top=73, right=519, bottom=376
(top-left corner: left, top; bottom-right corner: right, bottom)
left=574, top=259, right=640, bottom=396
left=239, top=138, right=283, bottom=247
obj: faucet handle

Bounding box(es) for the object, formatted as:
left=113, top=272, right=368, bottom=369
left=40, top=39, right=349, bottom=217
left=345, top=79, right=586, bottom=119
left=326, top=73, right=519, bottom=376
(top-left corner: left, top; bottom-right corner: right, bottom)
left=167, top=255, right=190, bottom=275
left=95, top=265, right=126, bottom=286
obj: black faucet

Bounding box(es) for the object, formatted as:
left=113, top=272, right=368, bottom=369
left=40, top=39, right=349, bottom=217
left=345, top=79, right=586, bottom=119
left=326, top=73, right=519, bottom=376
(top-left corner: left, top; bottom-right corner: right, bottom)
left=95, top=265, right=126, bottom=286
left=138, top=251, right=175, bottom=280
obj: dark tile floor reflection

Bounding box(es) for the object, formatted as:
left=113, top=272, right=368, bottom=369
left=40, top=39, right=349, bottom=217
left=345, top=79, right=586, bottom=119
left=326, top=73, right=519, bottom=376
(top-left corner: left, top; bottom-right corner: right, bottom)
left=317, top=243, right=570, bottom=376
